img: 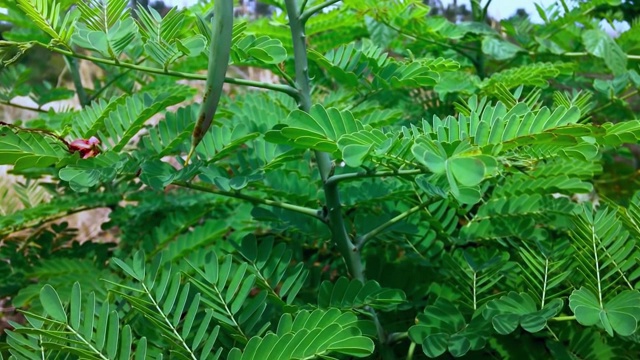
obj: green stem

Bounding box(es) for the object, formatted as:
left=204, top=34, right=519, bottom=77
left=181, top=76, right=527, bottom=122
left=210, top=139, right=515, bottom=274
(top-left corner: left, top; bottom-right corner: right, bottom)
left=542, top=51, right=640, bottom=61
left=273, top=64, right=297, bottom=88
left=31, top=42, right=299, bottom=98
left=0, top=204, right=110, bottom=237
left=550, top=315, right=576, bottom=321
left=141, top=283, right=197, bottom=360
left=325, top=169, right=427, bottom=187
left=471, top=0, right=487, bottom=78
left=284, top=0, right=360, bottom=276
left=63, top=55, right=89, bottom=107
left=299, top=0, right=341, bottom=23
left=66, top=325, right=109, bottom=360
left=299, top=0, right=310, bottom=13
left=285, top=0, right=388, bottom=349
left=172, top=181, right=323, bottom=221
left=590, top=89, right=638, bottom=116
left=356, top=201, right=430, bottom=250
left=0, top=100, right=47, bottom=113
left=407, top=341, right=416, bottom=360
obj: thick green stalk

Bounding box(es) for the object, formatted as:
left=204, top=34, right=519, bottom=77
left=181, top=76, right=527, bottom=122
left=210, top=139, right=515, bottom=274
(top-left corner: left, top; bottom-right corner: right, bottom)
left=283, top=0, right=361, bottom=280
left=185, top=0, right=234, bottom=164
left=284, top=0, right=388, bottom=348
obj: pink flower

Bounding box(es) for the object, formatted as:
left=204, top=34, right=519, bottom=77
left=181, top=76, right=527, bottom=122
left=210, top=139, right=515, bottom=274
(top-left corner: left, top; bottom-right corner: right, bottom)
left=68, top=137, right=101, bottom=158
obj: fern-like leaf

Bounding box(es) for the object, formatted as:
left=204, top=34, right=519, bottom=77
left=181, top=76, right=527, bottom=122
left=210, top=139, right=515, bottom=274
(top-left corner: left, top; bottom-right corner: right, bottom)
left=16, top=0, right=76, bottom=46
left=227, top=308, right=375, bottom=360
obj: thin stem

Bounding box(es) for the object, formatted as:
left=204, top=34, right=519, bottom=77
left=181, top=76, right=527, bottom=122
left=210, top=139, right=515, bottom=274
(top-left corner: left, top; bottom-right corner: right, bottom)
left=89, top=69, right=133, bottom=102
left=141, top=283, right=197, bottom=360
left=591, top=221, right=604, bottom=308
left=482, top=0, right=493, bottom=19
left=548, top=51, right=640, bottom=61
left=172, top=181, right=323, bottom=221
left=64, top=55, right=89, bottom=107
left=590, top=89, right=638, bottom=115
left=273, top=63, right=297, bottom=88
left=550, top=315, right=576, bottom=321
left=542, top=258, right=549, bottom=308
left=0, top=100, right=47, bottom=113
left=66, top=326, right=109, bottom=360
left=325, top=168, right=427, bottom=187
left=407, top=342, right=416, bottom=360
left=299, top=0, right=310, bottom=13
left=356, top=201, right=430, bottom=250
left=299, top=0, right=341, bottom=23
left=31, top=42, right=299, bottom=98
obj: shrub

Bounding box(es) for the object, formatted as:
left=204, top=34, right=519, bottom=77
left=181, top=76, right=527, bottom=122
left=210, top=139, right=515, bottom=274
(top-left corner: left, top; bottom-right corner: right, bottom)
left=2, top=0, right=640, bottom=358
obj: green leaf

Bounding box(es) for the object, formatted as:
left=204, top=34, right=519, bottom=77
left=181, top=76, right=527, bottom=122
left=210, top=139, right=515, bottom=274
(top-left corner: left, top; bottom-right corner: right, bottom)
left=58, top=152, right=125, bottom=192
left=16, top=0, right=76, bottom=45
left=448, top=157, right=485, bottom=187
left=582, top=29, right=627, bottom=75
left=0, top=127, right=69, bottom=171
left=265, top=104, right=364, bottom=154
left=409, top=299, right=488, bottom=358
left=569, top=288, right=640, bottom=336
left=317, top=277, right=406, bottom=311
left=483, top=292, right=563, bottom=335
left=482, top=37, right=523, bottom=60
left=40, top=284, right=67, bottom=323
left=233, top=35, right=287, bottom=64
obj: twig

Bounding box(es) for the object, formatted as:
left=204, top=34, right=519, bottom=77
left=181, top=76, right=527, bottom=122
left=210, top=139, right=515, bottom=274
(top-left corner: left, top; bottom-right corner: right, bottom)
left=325, top=169, right=427, bottom=187
left=355, top=201, right=431, bottom=250
left=172, top=181, right=323, bottom=221
left=0, top=100, right=47, bottom=113
left=299, top=0, right=341, bottom=23
left=29, top=41, right=299, bottom=98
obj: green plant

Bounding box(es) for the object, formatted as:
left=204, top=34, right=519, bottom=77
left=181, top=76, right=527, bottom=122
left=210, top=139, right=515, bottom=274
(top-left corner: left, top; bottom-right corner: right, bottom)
left=3, top=0, right=640, bottom=358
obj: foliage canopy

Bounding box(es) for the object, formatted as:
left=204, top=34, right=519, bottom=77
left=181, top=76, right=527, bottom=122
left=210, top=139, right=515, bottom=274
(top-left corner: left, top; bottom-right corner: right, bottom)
left=2, top=0, right=640, bottom=358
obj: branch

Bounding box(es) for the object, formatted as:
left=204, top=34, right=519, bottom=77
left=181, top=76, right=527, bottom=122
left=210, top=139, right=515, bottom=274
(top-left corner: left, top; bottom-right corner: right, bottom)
left=539, top=51, right=640, bottom=61
left=0, top=99, right=47, bottom=113
left=285, top=0, right=389, bottom=347
left=30, top=42, right=299, bottom=98
left=284, top=0, right=361, bottom=273
left=172, top=181, right=323, bottom=221
left=325, top=169, right=427, bottom=187
left=299, top=0, right=341, bottom=23
left=356, top=201, right=430, bottom=250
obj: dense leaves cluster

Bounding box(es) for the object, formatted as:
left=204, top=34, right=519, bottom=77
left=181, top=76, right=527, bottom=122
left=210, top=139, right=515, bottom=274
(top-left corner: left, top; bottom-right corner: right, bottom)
left=2, top=0, right=640, bottom=359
